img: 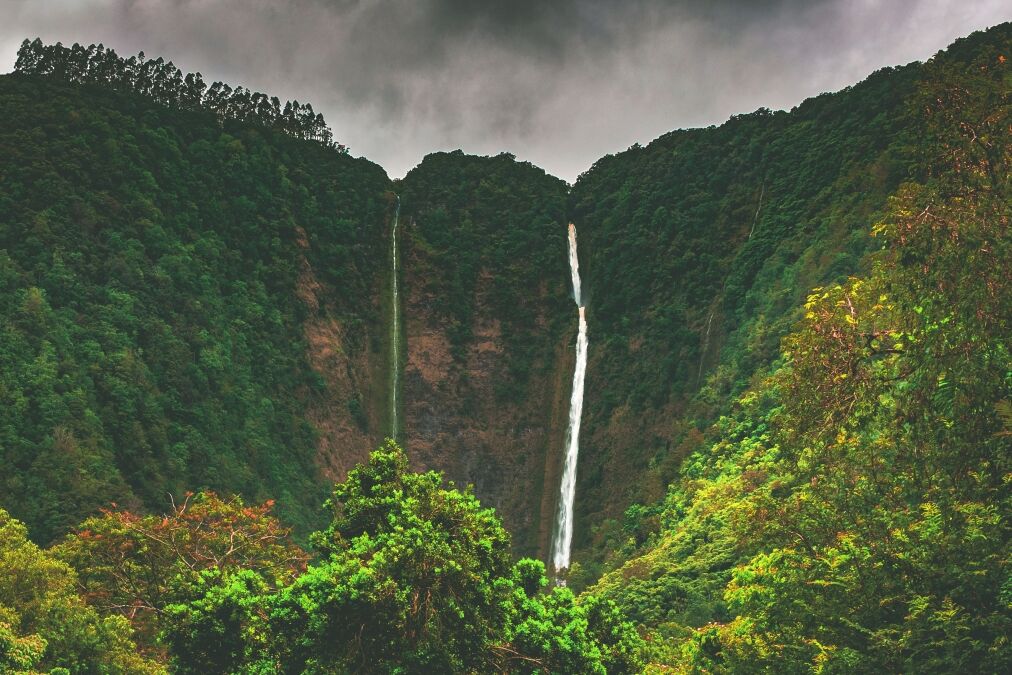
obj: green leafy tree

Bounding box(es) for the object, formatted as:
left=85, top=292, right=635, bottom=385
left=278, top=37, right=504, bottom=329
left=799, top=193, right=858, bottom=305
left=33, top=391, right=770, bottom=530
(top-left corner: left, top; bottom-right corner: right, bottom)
left=55, top=492, right=308, bottom=652
left=0, top=606, right=48, bottom=674
left=505, top=560, right=645, bottom=674
left=159, top=443, right=644, bottom=673
left=160, top=570, right=276, bottom=675
left=275, top=440, right=517, bottom=672
left=0, top=509, right=163, bottom=674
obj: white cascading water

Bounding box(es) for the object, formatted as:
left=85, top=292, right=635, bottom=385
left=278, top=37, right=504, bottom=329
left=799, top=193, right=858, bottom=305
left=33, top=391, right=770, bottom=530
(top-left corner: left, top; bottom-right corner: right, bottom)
left=389, top=196, right=401, bottom=439
left=551, top=223, right=588, bottom=573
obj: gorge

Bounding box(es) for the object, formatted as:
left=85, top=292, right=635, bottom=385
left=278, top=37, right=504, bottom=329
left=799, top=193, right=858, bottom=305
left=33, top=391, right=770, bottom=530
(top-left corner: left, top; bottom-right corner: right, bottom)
left=0, top=25, right=1004, bottom=561
left=0, top=24, right=1008, bottom=671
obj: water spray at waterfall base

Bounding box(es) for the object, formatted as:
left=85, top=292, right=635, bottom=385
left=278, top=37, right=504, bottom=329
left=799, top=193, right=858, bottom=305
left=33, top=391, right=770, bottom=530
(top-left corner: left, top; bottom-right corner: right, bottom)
left=550, top=224, right=588, bottom=575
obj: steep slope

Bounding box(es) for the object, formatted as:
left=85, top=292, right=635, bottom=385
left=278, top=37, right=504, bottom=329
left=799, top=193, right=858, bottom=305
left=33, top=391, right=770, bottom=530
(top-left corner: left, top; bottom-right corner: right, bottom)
left=0, top=73, right=391, bottom=542
left=397, top=151, right=573, bottom=556
left=0, top=57, right=580, bottom=556
left=588, top=24, right=1010, bottom=672
left=3, top=24, right=1005, bottom=574
left=567, top=50, right=929, bottom=560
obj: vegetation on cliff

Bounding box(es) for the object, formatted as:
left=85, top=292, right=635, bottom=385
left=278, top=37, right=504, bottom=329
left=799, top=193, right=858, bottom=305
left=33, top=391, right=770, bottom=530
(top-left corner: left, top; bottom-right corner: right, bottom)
left=568, top=62, right=925, bottom=549
left=567, top=22, right=1010, bottom=572
left=0, top=66, right=388, bottom=543
left=399, top=149, right=571, bottom=386
left=0, top=23, right=1008, bottom=673
left=589, top=24, right=1010, bottom=672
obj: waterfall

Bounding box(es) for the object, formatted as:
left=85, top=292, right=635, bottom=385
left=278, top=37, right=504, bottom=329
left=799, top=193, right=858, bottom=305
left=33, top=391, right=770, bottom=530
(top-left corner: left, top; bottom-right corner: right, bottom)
left=389, top=196, right=401, bottom=439
left=568, top=222, right=582, bottom=305
left=551, top=223, right=588, bottom=573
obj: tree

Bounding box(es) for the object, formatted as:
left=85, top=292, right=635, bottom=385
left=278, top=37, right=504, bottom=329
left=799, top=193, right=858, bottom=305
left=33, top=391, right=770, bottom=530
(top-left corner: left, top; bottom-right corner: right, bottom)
left=0, top=605, right=49, bottom=674
left=157, top=442, right=645, bottom=673
left=12, top=39, right=343, bottom=148
left=0, top=509, right=162, bottom=674
left=160, top=570, right=276, bottom=675
left=504, top=560, right=645, bottom=674
left=55, top=492, right=308, bottom=651
left=275, top=440, right=516, bottom=672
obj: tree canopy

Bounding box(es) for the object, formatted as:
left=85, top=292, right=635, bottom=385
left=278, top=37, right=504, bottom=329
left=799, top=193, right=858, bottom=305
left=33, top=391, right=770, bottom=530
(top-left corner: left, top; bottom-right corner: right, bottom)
left=14, top=38, right=344, bottom=149
left=0, top=444, right=646, bottom=672
left=589, top=25, right=1011, bottom=672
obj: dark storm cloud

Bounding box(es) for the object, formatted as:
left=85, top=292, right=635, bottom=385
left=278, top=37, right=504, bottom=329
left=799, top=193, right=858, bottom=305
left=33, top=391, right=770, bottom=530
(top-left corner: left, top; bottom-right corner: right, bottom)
left=1, top=1, right=1008, bottom=180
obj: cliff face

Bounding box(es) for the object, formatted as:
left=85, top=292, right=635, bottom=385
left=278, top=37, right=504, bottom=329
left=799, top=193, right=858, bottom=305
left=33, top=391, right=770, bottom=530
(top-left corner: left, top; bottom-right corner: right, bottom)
left=395, top=151, right=573, bottom=556
left=294, top=222, right=386, bottom=483
left=398, top=263, right=573, bottom=556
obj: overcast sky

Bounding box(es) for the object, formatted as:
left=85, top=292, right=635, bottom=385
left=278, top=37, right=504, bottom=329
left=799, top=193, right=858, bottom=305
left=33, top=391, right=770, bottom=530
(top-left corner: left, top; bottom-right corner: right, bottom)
left=1, top=1, right=1008, bottom=181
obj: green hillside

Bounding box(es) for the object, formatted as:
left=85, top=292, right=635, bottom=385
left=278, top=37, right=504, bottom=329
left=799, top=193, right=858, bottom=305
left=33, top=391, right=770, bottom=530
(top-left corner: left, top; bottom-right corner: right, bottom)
left=0, top=71, right=390, bottom=542
left=566, top=24, right=1010, bottom=571
left=0, top=23, right=1008, bottom=673
left=568, top=53, right=923, bottom=552
left=585, top=24, right=1010, bottom=672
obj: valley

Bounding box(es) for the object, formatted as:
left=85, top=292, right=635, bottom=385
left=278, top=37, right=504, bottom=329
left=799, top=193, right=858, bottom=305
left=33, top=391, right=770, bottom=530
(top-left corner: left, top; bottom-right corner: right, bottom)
left=0, top=22, right=1008, bottom=672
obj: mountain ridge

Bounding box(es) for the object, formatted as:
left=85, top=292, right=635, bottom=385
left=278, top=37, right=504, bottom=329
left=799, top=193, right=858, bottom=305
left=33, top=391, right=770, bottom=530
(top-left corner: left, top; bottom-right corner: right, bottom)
left=0, top=20, right=1007, bottom=672
left=1, top=22, right=1007, bottom=557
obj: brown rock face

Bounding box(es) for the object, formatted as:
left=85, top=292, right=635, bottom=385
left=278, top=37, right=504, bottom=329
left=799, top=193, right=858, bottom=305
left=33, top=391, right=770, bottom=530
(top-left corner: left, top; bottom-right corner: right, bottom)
left=400, top=253, right=572, bottom=558
left=297, top=189, right=572, bottom=558
left=295, top=225, right=385, bottom=483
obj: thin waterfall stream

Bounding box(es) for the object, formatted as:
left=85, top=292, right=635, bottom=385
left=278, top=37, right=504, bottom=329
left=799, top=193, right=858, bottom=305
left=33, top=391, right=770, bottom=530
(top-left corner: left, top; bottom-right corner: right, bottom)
left=389, top=195, right=401, bottom=439
left=550, top=223, right=588, bottom=573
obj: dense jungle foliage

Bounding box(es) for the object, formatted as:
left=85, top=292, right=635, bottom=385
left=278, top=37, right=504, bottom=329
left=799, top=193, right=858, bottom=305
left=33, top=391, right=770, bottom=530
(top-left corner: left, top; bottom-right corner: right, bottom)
left=0, top=444, right=645, bottom=673
left=0, top=23, right=1008, bottom=674
left=0, top=69, right=389, bottom=543
left=399, top=150, right=572, bottom=393
left=567, top=22, right=1010, bottom=566
left=586, top=24, right=1011, bottom=673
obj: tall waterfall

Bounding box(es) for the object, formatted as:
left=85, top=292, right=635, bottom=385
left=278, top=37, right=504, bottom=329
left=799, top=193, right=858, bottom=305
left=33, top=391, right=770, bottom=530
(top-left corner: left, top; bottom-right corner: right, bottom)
left=551, top=223, right=588, bottom=572
left=389, top=196, right=401, bottom=439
